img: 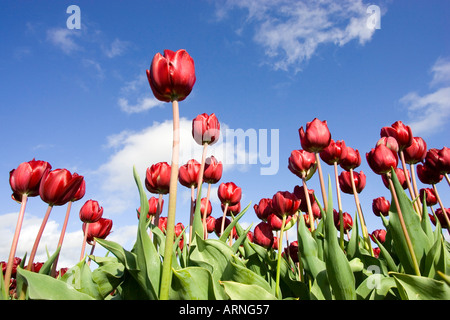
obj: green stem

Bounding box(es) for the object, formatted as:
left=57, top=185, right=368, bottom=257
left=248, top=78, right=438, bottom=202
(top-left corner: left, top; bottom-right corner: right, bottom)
left=334, top=162, right=345, bottom=250
left=160, top=100, right=180, bottom=300
left=275, top=215, right=287, bottom=299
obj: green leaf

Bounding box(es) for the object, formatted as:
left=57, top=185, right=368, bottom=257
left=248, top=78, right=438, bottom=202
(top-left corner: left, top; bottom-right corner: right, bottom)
left=16, top=268, right=95, bottom=300
left=391, top=272, right=450, bottom=300
left=219, top=203, right=251, bottom=242
left=91, top=256, right=125, bottom=298
left=222, top=260, right=274, bottom=295
left=169, top=267, right=216, bottom=300
left=61, top=259, right=103, bottom=299
left=221, top=281, right=277, bottom=300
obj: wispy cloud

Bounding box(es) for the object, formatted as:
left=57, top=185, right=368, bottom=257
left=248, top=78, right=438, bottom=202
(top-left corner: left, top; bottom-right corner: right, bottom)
left=103, top=38, right=130, bottom=58
left=400, top=57, right=450, bottom=136
left=216, top=0, right=381, bottom=71
left=46, top=27, right=82, bottom=54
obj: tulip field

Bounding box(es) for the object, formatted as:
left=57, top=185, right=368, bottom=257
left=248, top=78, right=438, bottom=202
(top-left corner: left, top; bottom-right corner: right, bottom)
left=2, top=49, right=450, bottom=302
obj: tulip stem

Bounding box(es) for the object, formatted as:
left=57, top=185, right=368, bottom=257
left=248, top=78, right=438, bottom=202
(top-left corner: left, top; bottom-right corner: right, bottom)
left=52, top=201, right=72, bottom=277
left=315, top=153, right=328, bottom=212
left=301, top=177, right=315, bottom=232
left=388, top=174, right=421, bottom=276
left=203, top=183, right=212, bottom=239
left=445, top=173, right=450, bottom=187
left=399, top=151, right=420, bottom=214
left=188, top=185, right=196, bottom=245
left=80, top=222, right=90, bottom=261
left=220, top=202, right=229, bottom=235
left=27, top=205, right=53, bottom=271
left=275, top=215, right=287, bottom=299
left=160, top=99, right=180, bottom=300
left=349, top=169, right=372, bottom=255
left=432, top=184, right=450, bottom=235
left=409, top=163, right=422, bottom=218
left=333, top=163, right=345, bottom=250
left=4, top=194, right=28, bottom=291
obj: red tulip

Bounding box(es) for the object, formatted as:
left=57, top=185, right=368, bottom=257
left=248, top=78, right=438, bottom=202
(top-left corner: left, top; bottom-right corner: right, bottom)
left=267, top=213, right=292, bottom=231
left=178, top=159, right=201, bottom=188
left=146, top=49, right=196, bottom=102
left=271, top=191, right=301, bottom=217
left=71, top=173, right=86, bottom=202
left=299, top=118, right=331, bottom=153
left=372, top=196, right=390, bottom=217
left=376, top=136, right=399, bottom=153
left=333, top=210, right=353, bottom=231
left=403, top=137, right=427, bottom=164
left=204, top=216, right=216, bottom=234
left=253, top=222, right=274, bottom=249
left=370, top=229, right=387, bottom=244
left=214, top=216, right=236, bottom=238
left=83, top=218, right=113, bottom=245
left=222, top=202, right=240, bottom=216
left=192, top=113, right=220, bottom=146
left=288, top=149, right=317, bottom=180
left=175, top=222, right=185, bottom=250
left=425, top=147, right=450, bottom=174
left=218, top=182, right=242, bottom=206
left=195, top=197, right=212, bottom=217
left=9, top=159, right=52, bottom=200
left=203, top=156, right=223, bottom=184
left=417, top=163, right=443, bottom=185
left=380, top=121, right=414, bottom=150
left=320, top=139, right=346, bottom=165
left=158, top=216, right=168, bottom=234
left=431, top=208, right=450, bottom=228
left=419, top=188, right=438, bottom=206
left=137, top=197, right=164, bottom=219
left=145, top=162, right=171, bottom=194
left=285, top=241, right=299, bottom=263
left=366, top=144, right=398, bottom=175
left=339, top=146, right=361, bottom=171
left=293, top=186, right=315, bottom=213
left=338, top=170, right=366, bottom=194
left=39, top=169, right=85, bottom=206
left=254, top=198, right=273, bottom=221
left=79, top=200, right=103, bottom=223
left=382, top=167, right=410, bottom=189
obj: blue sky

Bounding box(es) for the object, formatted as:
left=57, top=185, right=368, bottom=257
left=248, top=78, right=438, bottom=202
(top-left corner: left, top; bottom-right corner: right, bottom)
left=1, top=0, right=449, bottom=268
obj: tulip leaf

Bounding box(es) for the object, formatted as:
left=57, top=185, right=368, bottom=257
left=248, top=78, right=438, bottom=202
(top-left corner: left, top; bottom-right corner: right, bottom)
left=61, top=259, right=104, bottom=299
left=169, top=267, right=216, bottom=300
left=390, top=272, right=450, bottom=300
left=16, top=268, right=95, bottom=300
left=221, top=281, right=277, bottom=300
left=219, top=203, right=251, bottom=242
left=91, top=256, right=125, bottom=298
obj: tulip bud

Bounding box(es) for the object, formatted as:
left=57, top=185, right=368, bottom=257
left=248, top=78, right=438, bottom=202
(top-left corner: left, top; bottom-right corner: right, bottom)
left=253, top=222, right=274, bottom=249
left=271, top=191, right=301, bottom=217
left=338, top=170, right=366, bottom=194
left=417, top=163, right=443, bottom=185
left=83, top=218, right=113, bottom=245
left=267, top=213, right=292, bottom=231
left=403, top=137, right=427, bottom=164
left=433, top=208, right=450, bottom=228
left=254, top=198, right=274, bottom=221
left=137, top=197, right=164, bottom=220
left=333, top=210, right=353, bottom=231
left=146, top=49, right=196, bottom=102
left=223, top=202, right=240, bottom=216
left=288, top=149, right=317, bottom=180
left=320, top=139, right=346, bottom=165
left=158, top=216, right=168, bottom=234
left=380, top=121, right=413, bottom=150
left=145, top=162, right=171, bottom=194
left=419, top=188, right=437, bottom=206
left=79, top=200, right=103, bottom=223
left=9, top=159, right=52, bottom=201
left=425, top=147, right=450, bottom=174
left=195, top=197, right=212, bottom=217
left=299, top=118, right=332, bottom=153
left=370, top=229, right=387, bottom=244
left=340, top=146, right=361, bottom=171
left=192, top=113, right=220, bottom=146
left=178, top=159, right=201, bottom=188
left=204, top=215, right=216, bottom=234
left=382, top=167, right=409, bottom=189
left=366, top=144, right=398, bottom=175
left=203, top=156, right=223, bottom=184
left=218, top=182, right=242, bottom=206
left=372, top=196, right=390, bottom=217
left=39, top=169, right=85, bottom=206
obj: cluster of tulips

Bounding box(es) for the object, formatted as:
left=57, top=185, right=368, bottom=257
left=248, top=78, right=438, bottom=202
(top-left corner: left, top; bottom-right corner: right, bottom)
left=1, top=48, right=449, bottom=300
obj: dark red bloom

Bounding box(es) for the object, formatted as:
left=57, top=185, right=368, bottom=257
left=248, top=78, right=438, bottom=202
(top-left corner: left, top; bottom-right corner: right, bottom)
left=253, top=222, right=274, bottom=249
left=338, top=170, right=366, bottom=194
left=79, top=200, right=103, bottom=223
left=137, top=197, right=164, bottom=220
left=285, top=241, right=299, bottom=263
left=339, top=146, right=361, bottom=171
left=372, top=196, right=390, bottom=217
left=419, top=188, right=438, bottom=206
left=320, top=139, right=346, bottom=165
left=267, top=213, right=292, bottom=231
left=146, top=49, right=196, bottom=102
left=203, top=156, right=223, bottom=184
left=376, top=136, right=399, bottom=153
left=83, top=218, right=113, bottom=245
left=254, top=198, right=273, bottom=221
left=431, top=208, right=450, bottom=228
left=175, top=222, right=185, bottom=250
left=158, top=216, right=168, bottom=234
left=145, top=162, right=171, bottom=194
left=366, top=144, right=398, bottom=175
left=178, top=159, right=201, bottom=188
left=425, top=147, right=450, bottom=174
left=9, top=159, right=52, bottom=200
left=195, top=197, right=212, bottom=217
left=403, top=137, right=427, bottom=164
left=288, top=149, right=317, bottom=180
left=39, top=169, right=85, bottom=206
left=370, top=229, right=387, bottom=244
left=333, top=210, right=353, bottom=231
left=214, top=216, right=236, bottom=238
left=382, top=167, right=410, bottom=190
left=299, top=118, right=331, bottom=153
left=417, top=163, right=443, bottom=185
left=380, top=121, right=414, bottom=150
left=223, top=202, right=240, bottom=216
left=271, top=191, right=301, bottom=217
left=192, top=113, right=220, bottom=146
left=218, top=182, right=242, bottom=206
left=204, top=215, right=216, bottom=234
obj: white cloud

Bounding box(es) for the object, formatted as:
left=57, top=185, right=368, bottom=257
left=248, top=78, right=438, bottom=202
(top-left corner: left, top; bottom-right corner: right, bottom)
left=400, top=57, right=450, bottom=136
left=46, top=28, right=81, bottom=54
left=118, top=97, right=163, bottom=114
left=216, top=0, right=380, bottom=71
left=103, top=38, right=130, bottom=58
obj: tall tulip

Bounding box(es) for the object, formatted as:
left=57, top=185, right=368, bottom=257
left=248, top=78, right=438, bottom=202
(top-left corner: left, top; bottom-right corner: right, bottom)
left=202, top=156, right=222, bottom=238
left=5, top=159, right=51, bottom=289
left=82, top=218, right=113, bottom=265
left=218, top=182, right=242, bottom=234
left=299, top=118, right=331, bottom=211
left=403, top=137, right=427, bottom=206
left=179, top=159, right=201, bottom=242
left=79, top=200, right=103, bottom=261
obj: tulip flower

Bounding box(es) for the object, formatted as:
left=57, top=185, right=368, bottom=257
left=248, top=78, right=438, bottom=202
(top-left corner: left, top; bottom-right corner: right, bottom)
left=254, top=198, right=274, bottom=222
left=267, top=213, right=292, bottom=231
left=200, top=156, right=222, bottom=238
left=338, top=170, right=366, bottom=194
left=417, top=163, right=443, bottom=185
left=403, top=137, right=427, bottom=164
left=431, top=208, right=450, bottom=229
left=223, top=202, right=240, bottom=216
left=288, top=149, right=317, bottom=181
left=5, top=159, right=51, bottom=289
left=204, top=215, right=216, bottom=234
left=299, top=118, right=332, bottom=153
left=146, top=49, right=196, bottom=103
left=145, top=162, right=171, bottom=195
left=333, top=210, right=353, bottom=232
left=175, top=222, right=185, bottom=251
left=366, top=144, right=398, bottom=175
left=147, top=49, right=196, bottom=300
left=82, top=218, right=113, bottom=245
left=218, top=182, right=242, bottom=234
left=271, top=191, right=301, bottom=218
left=253, top=222, right=274, bottom=249
left=380, top=121, right=413, bottom=151
left=376, top=136, right=399, bottom=154
left=137, top=197, right=164, bottom=220
left=372, top=196, right=390, bottom=217
left=370, top=229, right=387, bottom=244
left=320, top=139, right=346, bottom=166
left=419, top=188, right=437, bottom=207
left=79, top=200, right=103, bottom=261
left=195, top=197, right=212, bottom=218
left=158, top=216, right=168, bottom=234
left=339, top=146, right=361, bottom=171
left=382, top=167, right=410, bottom=190
left=192, top=113, right=220, bottom=146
